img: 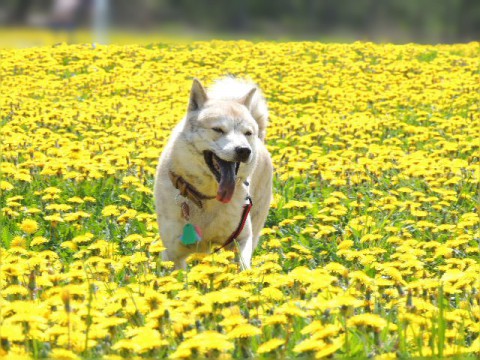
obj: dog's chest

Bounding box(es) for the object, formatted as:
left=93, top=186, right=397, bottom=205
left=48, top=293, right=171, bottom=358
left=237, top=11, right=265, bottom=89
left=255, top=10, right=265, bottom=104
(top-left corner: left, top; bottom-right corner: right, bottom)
left=181, top=197, right=248, bottom=244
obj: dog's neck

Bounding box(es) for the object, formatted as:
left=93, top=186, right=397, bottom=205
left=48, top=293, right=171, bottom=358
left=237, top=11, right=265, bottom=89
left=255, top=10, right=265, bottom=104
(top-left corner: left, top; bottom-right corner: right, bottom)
left=169, top=171, right=215, bottom=208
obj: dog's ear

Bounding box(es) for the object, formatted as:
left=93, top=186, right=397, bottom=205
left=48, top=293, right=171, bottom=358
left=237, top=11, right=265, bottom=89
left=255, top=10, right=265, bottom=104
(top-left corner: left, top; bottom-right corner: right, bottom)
left=238, top=87, right=256, bottom=110
left=188, top=78, right=208, bottom=112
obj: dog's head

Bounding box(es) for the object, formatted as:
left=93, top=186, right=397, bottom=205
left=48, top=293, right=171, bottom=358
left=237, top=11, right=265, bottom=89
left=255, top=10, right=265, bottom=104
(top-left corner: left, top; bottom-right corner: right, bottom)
left=183, top=79, right=260, bottom=203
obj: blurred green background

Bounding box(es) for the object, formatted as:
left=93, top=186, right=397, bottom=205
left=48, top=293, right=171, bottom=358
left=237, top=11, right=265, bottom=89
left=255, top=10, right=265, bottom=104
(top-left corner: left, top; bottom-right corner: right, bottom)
left=0, top=0, right=479, bottom=46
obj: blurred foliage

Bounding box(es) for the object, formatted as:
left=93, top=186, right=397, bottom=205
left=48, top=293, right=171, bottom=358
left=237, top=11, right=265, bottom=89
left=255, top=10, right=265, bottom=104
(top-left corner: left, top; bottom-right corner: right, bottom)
left=0, top=0, right=479, bottom=43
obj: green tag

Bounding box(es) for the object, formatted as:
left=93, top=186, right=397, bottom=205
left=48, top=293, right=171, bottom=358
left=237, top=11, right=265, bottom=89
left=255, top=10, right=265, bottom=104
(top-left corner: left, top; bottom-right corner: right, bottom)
left=181, top=223, right=202, bottom=245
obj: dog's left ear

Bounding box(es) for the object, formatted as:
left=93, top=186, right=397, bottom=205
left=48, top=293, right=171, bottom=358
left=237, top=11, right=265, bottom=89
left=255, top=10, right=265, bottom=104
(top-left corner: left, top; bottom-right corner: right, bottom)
left=239, top=88, right=256, bottom=110
left=188, top=78, right=208, bottom=112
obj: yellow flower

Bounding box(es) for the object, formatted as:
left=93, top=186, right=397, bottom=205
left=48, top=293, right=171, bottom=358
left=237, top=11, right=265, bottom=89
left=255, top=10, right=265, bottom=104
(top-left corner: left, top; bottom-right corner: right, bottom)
left=10, top=236, right=27, bottom=248
left=263, top=314, right=288, bottom=326
left=0, top=180, right=14, bottom=191
left=257, top=338, right=285, bottom=354
left=347, top=313, right=388, bottom=330
left=119, top=194, right=132, bottom=201
left=227, top=324, right=262, bottom=339
left=72, top=233, right=94, bottom=244
left=111, top=338, right=139, bottom=352
left=3, top=284, right=29, bottom=297
left=170, top=347, right=192, bottom=359
left=67, top=196, right=84, bottom=204
left=301, top=322, right=343, bottom=340
left=283, top=200, right=313, bottom=209
left=261, top=286, right=284, bottom=301
left=172, top=330, right=233, bottom=357
left=44, top=214, right=64, bottom=224
left=220, top=314, right=248, bottom=328
left=315, top=336, right=344, bottom=359
left=19, top=219, right=39, bottom=234
left=50, top=348, right=81, bottom=360
left=102, top=205, right=120, bottom=217
left=125, top=327, right=168, bottom=353
left=326, top=295, right=364, bottom=309
left=97, top=317, right=128, bottom=329
left=337, top=240, right=354, bottom=250
left=205, top=288, right=251, bottom=304
left=192, top=330, right=234, bottom=351
left=411, top=209, right=428, bottom=217
left=293, top=337, right=326, bottom=353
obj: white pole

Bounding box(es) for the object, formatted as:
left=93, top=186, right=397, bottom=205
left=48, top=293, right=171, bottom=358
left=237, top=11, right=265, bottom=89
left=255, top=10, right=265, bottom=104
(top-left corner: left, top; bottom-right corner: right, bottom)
left=93, top=0, right=109, bottom=44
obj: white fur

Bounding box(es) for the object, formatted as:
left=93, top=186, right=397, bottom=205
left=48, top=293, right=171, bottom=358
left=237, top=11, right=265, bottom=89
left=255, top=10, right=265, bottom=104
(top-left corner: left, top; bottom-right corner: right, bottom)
left=154, top=78, right=272, bottom=269
left=209, top=77, right=269, bottom=141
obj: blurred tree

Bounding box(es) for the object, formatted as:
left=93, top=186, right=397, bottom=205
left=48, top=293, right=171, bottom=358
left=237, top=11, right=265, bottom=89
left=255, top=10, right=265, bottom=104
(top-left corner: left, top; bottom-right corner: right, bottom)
left=1, top=0, right=478, bottom=42
left=9, top=0, right=33, bottom=23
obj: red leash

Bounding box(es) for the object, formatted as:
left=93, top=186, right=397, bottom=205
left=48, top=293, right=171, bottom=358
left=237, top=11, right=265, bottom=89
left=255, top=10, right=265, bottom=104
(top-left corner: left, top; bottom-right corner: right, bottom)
left=214, top=196, right=253, bottom=253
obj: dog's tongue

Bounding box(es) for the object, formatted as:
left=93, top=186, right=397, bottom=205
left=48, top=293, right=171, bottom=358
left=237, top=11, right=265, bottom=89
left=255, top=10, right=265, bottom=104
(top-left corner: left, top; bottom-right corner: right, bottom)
left=216, top=158, right=236, bottom=203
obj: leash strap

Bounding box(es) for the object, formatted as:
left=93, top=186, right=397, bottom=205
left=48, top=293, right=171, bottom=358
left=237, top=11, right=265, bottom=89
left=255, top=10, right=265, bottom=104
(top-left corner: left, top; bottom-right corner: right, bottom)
left=214, top=195, right=253, bottom=253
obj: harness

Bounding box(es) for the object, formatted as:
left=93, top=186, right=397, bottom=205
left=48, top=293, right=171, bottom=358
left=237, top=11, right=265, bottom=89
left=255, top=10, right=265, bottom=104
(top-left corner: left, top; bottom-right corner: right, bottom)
left=169, top=171, right=253, bottom=250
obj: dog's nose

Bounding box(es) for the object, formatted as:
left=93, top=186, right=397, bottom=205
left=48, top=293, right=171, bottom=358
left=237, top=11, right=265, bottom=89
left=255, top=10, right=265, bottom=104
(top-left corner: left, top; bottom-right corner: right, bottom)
left=235, top=147, right=251, bottom=162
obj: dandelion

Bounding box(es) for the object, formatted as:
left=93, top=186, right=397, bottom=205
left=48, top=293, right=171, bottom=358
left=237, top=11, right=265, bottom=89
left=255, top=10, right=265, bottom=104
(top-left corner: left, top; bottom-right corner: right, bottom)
left=257, top=338, right=285, bottom=354
left=293, top=337, right=326, bottom=353
left=301, top=322, right=342, bottom=339
left=326, top=295, right=364, bottom=309
left=283, top=200, right=313, bottom=209
left=67, top=197, right=84, bottom=204
left=64, top=211, right=91, bottom=222
left=102, top=205, right=120, bottom=217
left=19, top=219, right=39, bottom=234
left=10, top=236, right=27, bottom=248
left=0, top=180, right=14, bottom=191
left=126, top=327, right=168, bottom=353
left=220, top=314, right=248, bottom=328
left=50, top=348, right=81, bottom=360
left=44, top=214, right=64, bottom=224
left=111, top=338, right=140, bottom=352
left=191, top=330, right=234, bottom=352
left=71, top=233, right=95, bottom=244
left=261, top=287, right=284, bottom=301
left=263, top=314, right=288, bottom=326
left=315, top=336, right=344, bottom=359
left=347, top=313, right=388, bottom=330
left=227, top=324, right=262, bottom=339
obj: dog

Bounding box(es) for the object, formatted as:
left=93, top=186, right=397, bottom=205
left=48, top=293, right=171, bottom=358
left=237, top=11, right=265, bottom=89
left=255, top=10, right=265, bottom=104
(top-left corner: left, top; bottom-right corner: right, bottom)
left=154, top=77, right=272, bottom=269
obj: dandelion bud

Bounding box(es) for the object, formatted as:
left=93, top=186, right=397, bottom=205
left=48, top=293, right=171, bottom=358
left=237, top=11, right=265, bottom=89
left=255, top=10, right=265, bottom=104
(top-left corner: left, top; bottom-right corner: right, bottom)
left=28, top=271, right=36, bottom=292
left=406, top=290, right=413, bottom=309
left=62, top=289, right=71, bottom=313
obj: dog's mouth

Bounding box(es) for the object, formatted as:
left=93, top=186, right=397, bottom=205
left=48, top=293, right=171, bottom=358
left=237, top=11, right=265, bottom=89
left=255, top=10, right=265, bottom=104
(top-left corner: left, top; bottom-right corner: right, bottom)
left=204, top=151, right=240, bottom=203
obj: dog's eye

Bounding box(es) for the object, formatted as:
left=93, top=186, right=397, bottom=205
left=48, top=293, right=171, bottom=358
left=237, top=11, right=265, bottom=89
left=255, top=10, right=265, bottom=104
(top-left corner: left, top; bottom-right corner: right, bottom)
left=212, top=127, right=225, bottom=134
left=244, top=130, right=253, bottom=136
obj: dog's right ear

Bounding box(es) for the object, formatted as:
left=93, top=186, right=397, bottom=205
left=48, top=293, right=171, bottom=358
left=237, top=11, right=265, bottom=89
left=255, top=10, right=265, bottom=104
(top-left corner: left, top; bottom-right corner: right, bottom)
left=188, top=78, right=208, bottom=112
left=239, top=87, right=256, bottom=110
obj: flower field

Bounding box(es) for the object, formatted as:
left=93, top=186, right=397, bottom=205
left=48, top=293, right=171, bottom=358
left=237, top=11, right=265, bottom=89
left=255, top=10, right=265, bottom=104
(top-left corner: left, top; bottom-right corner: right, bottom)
left=0, top=40, right=479, bottom=359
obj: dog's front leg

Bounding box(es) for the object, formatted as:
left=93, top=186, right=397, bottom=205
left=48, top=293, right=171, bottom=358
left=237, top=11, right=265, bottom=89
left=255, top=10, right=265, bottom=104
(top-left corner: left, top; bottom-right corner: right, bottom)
left=238, top=219, right=254, bottom=270
left=162, top=250, right=187, bottom=270
left=159, top=220, right=190, bottom=270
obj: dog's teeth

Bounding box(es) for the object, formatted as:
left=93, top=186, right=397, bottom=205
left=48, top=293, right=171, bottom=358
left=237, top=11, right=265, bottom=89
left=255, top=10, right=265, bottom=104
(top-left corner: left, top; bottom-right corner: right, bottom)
left=213, top=157, right=220, bottom=171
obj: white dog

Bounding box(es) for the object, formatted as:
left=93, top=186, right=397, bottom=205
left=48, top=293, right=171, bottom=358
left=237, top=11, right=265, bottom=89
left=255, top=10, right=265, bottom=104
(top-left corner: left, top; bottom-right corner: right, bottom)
left=154, top=77, right=272, bottom=269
